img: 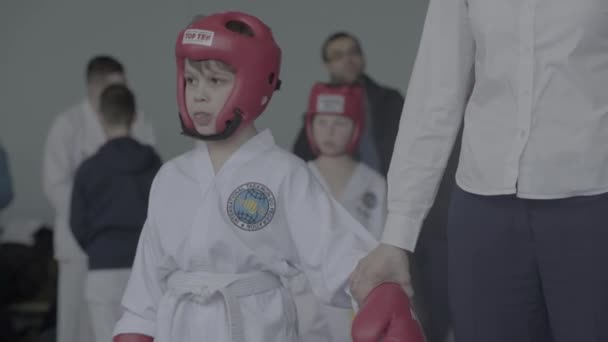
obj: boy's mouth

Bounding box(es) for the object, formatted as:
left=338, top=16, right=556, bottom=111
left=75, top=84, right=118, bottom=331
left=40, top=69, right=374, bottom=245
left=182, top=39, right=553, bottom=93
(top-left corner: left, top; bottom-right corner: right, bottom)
left=192, top=112, right=213, bottom=126
left=321, top=140, right=337, bottom=150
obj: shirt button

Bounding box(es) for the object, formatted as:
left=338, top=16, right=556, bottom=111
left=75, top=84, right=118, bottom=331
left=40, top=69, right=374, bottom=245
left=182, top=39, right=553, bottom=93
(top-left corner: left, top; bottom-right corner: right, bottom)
left=520, top=130, right=527, bottom=138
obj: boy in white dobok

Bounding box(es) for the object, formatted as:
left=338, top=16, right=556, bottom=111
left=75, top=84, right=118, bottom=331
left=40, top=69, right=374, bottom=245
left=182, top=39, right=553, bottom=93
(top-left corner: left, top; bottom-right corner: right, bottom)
left=113, top=12, right=419, bottom=342
left=294, top=83, right=388, bottom=342
left=306, top=83, right=387, bottom=239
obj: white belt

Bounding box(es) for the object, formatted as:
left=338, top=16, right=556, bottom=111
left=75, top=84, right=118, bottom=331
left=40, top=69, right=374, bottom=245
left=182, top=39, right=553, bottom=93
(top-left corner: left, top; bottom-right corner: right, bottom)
left=157, top=270, right=294, bottom=342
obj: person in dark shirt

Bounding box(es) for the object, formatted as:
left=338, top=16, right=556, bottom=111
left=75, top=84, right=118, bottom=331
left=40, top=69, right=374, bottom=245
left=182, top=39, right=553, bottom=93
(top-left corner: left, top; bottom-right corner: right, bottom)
left=70, top=84, right=161, bottom=342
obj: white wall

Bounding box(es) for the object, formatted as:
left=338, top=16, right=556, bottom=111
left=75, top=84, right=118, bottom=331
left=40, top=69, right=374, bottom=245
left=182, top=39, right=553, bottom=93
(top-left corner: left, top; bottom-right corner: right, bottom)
left=0, top=0, right=428, bottom=224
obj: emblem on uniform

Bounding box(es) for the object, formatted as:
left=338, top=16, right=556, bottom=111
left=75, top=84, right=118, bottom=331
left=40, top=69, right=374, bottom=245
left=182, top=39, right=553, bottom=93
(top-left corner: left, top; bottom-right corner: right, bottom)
left=227, top=182, right=276, bottom=231
left=362, top=191, right=377, bottom=209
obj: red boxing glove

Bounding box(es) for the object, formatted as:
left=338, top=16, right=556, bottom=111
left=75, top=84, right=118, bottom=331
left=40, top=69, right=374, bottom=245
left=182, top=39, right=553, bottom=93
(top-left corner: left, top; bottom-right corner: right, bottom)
left=352, top=283, right=426, bottom=342
left=114, top=334, right=154, bottom=342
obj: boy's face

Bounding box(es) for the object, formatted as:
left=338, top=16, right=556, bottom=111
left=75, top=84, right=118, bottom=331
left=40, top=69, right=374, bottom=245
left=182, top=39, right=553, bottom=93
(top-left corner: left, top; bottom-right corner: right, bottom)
left=185, top=60, right=235, bottom=135
left=324, top=37, right=365, bottom=84
left=312, top=113, right=355, bottom=156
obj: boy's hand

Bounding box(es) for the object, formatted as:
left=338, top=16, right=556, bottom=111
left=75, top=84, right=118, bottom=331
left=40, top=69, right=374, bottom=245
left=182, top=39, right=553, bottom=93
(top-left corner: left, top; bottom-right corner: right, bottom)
left=349, top=243, right=413, bottom=305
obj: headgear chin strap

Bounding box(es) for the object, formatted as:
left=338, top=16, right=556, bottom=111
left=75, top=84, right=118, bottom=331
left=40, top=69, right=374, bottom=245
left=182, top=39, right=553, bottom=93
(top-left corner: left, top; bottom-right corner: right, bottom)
left=179, top=109, right=244, bottom=141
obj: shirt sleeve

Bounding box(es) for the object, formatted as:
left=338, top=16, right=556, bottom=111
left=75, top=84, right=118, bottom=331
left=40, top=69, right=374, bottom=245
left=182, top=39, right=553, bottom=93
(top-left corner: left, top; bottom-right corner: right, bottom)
left=381, top=0, right=475, bottom=252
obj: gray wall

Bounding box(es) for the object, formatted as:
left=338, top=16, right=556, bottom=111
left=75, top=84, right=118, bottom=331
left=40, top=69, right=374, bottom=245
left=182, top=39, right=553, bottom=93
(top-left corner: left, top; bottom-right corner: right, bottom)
left=0, top=0, right=428, bottom=225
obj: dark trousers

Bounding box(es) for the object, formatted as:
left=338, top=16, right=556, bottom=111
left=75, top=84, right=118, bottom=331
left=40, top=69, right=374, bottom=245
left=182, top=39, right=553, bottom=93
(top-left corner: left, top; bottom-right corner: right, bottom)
left=448, top=186, right=608, bottom=342
left=412, top=238, right=450, bottom=342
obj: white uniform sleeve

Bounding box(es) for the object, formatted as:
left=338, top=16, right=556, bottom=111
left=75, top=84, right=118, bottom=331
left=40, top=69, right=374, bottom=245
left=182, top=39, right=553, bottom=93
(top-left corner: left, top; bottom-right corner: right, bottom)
left=368, top=177, right=387, bottom=240
left=42, top=116, right=75, bottom=219
left=114, top=179, right=169, bottom=337
left=284, top=164, right=379, bottom=308
left=382, top=0, right=475, bottom=252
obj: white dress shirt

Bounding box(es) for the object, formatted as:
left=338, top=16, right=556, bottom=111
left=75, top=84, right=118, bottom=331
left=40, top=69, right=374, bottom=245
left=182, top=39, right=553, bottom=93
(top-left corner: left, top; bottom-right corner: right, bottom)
left=383, top=0, right=608, bottom=251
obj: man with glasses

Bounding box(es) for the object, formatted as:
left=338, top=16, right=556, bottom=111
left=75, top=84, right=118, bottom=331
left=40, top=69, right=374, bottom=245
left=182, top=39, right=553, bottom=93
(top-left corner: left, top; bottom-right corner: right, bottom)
left=292, top=32, right=404, bottom=177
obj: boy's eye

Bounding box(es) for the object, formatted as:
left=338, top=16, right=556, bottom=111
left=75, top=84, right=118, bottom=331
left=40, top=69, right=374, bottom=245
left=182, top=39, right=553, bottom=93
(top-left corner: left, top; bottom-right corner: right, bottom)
left=210, top=77, right=225, bottom=85
left=186, top=76, right=196, bottom=85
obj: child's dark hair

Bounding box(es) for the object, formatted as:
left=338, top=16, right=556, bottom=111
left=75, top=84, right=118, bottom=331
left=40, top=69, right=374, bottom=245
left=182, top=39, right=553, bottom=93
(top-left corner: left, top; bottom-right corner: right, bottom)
left=99, top=84, right=136, bottom=127
left=86, top=55, right=124, bottom=83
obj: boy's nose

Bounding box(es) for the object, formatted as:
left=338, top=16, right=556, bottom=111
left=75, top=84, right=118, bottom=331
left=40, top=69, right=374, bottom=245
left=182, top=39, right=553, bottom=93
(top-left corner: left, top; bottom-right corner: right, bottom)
left=194, top=86, right=210, bottom=102
left=328, top=125, right=338, bottom=136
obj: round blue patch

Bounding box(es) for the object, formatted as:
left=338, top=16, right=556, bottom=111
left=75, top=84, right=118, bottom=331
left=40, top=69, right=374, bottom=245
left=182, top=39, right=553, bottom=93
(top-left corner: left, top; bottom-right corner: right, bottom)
left=227, top=182, right=276, bottom=231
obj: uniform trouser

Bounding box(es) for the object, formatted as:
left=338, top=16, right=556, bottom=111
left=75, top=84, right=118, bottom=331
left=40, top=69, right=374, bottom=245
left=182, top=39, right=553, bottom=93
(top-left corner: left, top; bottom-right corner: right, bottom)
left=57, top=258, right=94, bottom=342
left=85, top=269, right=131, bottom=342
left=289, top=273, right=334, bottom=342
left=448, top=186, right=608, bottom=342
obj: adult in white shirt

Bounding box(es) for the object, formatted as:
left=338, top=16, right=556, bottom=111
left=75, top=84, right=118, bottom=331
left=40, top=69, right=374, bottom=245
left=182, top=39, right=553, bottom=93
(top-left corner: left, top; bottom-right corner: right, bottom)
left=43, top=55, right=155, bottom=342
left=350, top=1, right=608, bottom=341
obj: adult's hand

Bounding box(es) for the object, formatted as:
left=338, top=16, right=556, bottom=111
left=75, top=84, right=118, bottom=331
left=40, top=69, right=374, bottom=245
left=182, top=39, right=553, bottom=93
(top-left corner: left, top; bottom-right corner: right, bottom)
left=349, top=243, right=413, bottom=304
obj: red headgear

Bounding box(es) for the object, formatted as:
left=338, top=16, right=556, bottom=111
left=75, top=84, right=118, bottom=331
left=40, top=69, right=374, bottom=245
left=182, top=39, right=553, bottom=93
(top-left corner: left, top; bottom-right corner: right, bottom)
left=175, top=12, right=282, bottom=140
left=305, top=83, right=365, bottom=155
